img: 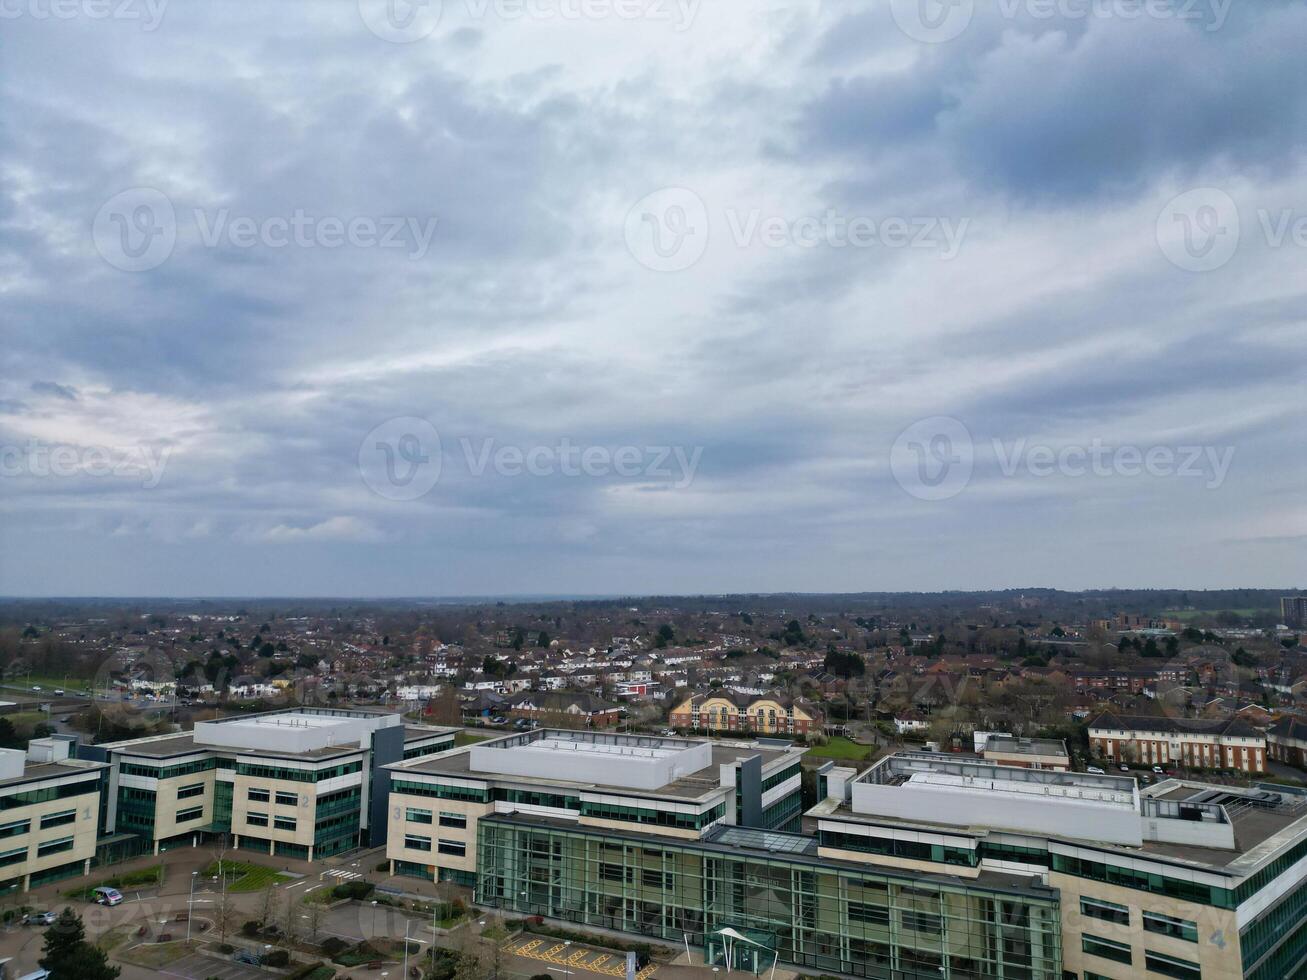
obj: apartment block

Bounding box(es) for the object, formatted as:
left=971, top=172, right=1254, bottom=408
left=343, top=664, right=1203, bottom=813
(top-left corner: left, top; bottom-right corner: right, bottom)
left=94, top=707, right=456, bottom=859
left=668, top=691, right=824, bottom=735
left=1267, top=716, right=1307, bottom=769
left=0, top=737, right=106, bottom=893
left=1088, top=711, right=1266, bottom=772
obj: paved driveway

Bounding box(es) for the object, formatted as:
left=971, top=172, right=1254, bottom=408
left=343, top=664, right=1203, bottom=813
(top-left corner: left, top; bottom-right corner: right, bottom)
left=158, top=951, right=268, bottom=980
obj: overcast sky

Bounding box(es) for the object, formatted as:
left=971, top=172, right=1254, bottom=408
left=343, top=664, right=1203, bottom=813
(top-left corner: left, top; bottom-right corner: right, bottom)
left=2, top=0, right=1304, bottom=597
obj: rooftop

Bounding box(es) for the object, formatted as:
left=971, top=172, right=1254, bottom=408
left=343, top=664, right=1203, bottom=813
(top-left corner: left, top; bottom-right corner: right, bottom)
left=391, top=729, right=800, bottom=801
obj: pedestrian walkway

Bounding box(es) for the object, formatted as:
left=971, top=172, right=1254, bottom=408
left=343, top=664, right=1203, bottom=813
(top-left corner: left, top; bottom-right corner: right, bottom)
left=321, top=868, right=364, bottom=881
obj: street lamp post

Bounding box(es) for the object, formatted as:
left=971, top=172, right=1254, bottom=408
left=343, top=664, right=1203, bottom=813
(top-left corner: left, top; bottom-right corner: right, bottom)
left=403, top=918, right=411, bottom=979
left=187, top=871, right=198, bottom=941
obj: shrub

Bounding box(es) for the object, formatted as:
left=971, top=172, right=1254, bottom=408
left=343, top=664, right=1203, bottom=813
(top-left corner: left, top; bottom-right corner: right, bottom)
left=216, top=944, right=234, bottom=954
left=320, top=937, right=349, bottom=959
left=332, top=880, right=375, bottom=901
left=531, top=974, right=555, bottom=980
left=264, top=950, right=291, bottom=968
left=241, top=921, right=260, bottom=937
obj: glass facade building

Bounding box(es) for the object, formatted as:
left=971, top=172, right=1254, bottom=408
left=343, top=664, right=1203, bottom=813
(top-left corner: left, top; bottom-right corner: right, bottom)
left=475, top=816, right=1063, bottom=979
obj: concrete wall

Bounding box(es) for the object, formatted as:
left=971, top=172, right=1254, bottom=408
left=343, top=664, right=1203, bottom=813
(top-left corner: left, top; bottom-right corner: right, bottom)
left=469, top=737, right=712, bottom=791
left=850, top=779, right=1143, bottom=846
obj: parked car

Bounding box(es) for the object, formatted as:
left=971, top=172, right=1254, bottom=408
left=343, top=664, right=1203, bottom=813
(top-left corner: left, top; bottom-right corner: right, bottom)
left=662, top=729, right=675, bottom=737
left=1086, top=766, right=1105, bottom=774
left=1118, top=764, right=1130, bottom=772
left=24, top=911, right=57, bottom=926
left=53, top=689, right=64, bottom=696
left=15, top=970, right=50, bottom=980
left=489, top=715, right=507, bottom=725
left=31, top=686, right=40, bottom=692
left=1152, top=765, right=1165, bottom=773
left=233, top=950, right=262, bottom=965
left=92, top=886, right=123, bottom=906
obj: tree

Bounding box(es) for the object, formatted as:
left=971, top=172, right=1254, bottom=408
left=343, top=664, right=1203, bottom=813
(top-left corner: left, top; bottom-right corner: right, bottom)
left=41, top=908, right=119, bottom=980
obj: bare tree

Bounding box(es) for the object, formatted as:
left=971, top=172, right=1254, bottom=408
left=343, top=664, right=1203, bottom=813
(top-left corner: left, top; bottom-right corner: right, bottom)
left=304, top=899, right=324, bottom=944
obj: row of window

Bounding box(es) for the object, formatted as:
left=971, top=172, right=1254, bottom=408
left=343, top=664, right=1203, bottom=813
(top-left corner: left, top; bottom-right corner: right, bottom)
left=392, top=780, right=490, bottom=803
left=1082, top=934, right=1201, bottom=978
left=1, top=780, right=98, bottom=809
left=581, top=800, right=726, bottom=831
left=1080, top=898, right=1198, bottom=942
left=235, top=760, right=362, bottom=783
left=246, top=813, right=298, bottom=831
left=404, top=807, right=467, bottom=829
left=247, top=788, right=299, bottom=806
left=403, top=834, right=465, bottom=857
left=820, top=829, right=975, bottom=867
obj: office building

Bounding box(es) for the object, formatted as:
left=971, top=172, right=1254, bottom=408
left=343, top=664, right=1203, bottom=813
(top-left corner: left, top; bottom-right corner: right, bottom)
left=0, top=737, right=106, bottom=893
left=92, top=707, right=456, bottom=859
left=383, top=729, right=807, bottom=888
left=809, top=752, right=1307, bottom=979
left=387, top=731, right=1062, bottom=977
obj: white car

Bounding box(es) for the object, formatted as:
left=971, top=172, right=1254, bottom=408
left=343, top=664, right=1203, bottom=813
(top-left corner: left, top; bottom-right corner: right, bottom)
left=1152, top=765, right=1165, bottom=773
left=1086, top=766, right=1105, bottom=774
left=1119, top=765, right=1129, bottom=772
left=24, top=911, right=57, bottom=926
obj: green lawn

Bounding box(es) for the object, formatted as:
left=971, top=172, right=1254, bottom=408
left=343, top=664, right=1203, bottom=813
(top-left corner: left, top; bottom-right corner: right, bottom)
left=454, top=731, right=490, bottom=746
left=804, top=736, right=873, bottom=761
left=198, top=860, right=291, bottom=892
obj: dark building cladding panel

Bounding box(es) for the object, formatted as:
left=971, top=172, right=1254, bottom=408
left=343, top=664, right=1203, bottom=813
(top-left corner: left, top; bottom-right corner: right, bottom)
left=739, top=754, right=763, bottom=828
left=369, top=725, right=405, bottom=847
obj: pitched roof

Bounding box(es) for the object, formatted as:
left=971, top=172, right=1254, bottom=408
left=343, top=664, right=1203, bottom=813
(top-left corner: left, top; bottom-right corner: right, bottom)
left=1087, top=711, right=1262, bottom=738
left=1268, top=716, right=1307, bottom=741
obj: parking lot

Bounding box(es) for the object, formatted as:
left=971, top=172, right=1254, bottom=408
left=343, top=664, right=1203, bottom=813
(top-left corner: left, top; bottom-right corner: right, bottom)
left=157, top=951, right=268, bottom=980
left=503, top=936, right=657, bottom=980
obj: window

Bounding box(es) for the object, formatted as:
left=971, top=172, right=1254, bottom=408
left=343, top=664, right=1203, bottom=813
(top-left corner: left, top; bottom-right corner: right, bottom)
left=641, top=868, right=671, bottom=889
left=1144, top=951, right=1201, bottom=979
left=406, top=807, right=433, bottom=824
left=405, top=834, right=432, bottom=851
left=177, top=806, right=204, bottom=823
left=275, top=791, right=298, bottom=806
left=247, top=788, right=270, bottom=803
left=1082, top=935, right=1132, bottom=965
left=847, top=902, right=890, bottom=925
left=246, top=811, right=269, bottom=827
left=439, top=812, right=467, bottom=829
left=36, top=836, right=74, bottom=857
left=1143, top=911, right=1198, bottom=943
left=438, top=839, right=466, bottom=857
left=1081, top=897, right=1130, bottom=926
left=39, top=810, right=77, bottom=830
left=273, top=816, right=297, bottom=831
left=900, top=910, right=942, bottom=935
left=0, top=846, right=26, bottom=867
left=177, top=782, right=206, bottom=799
left=0, top=819, right=28, bottom=839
